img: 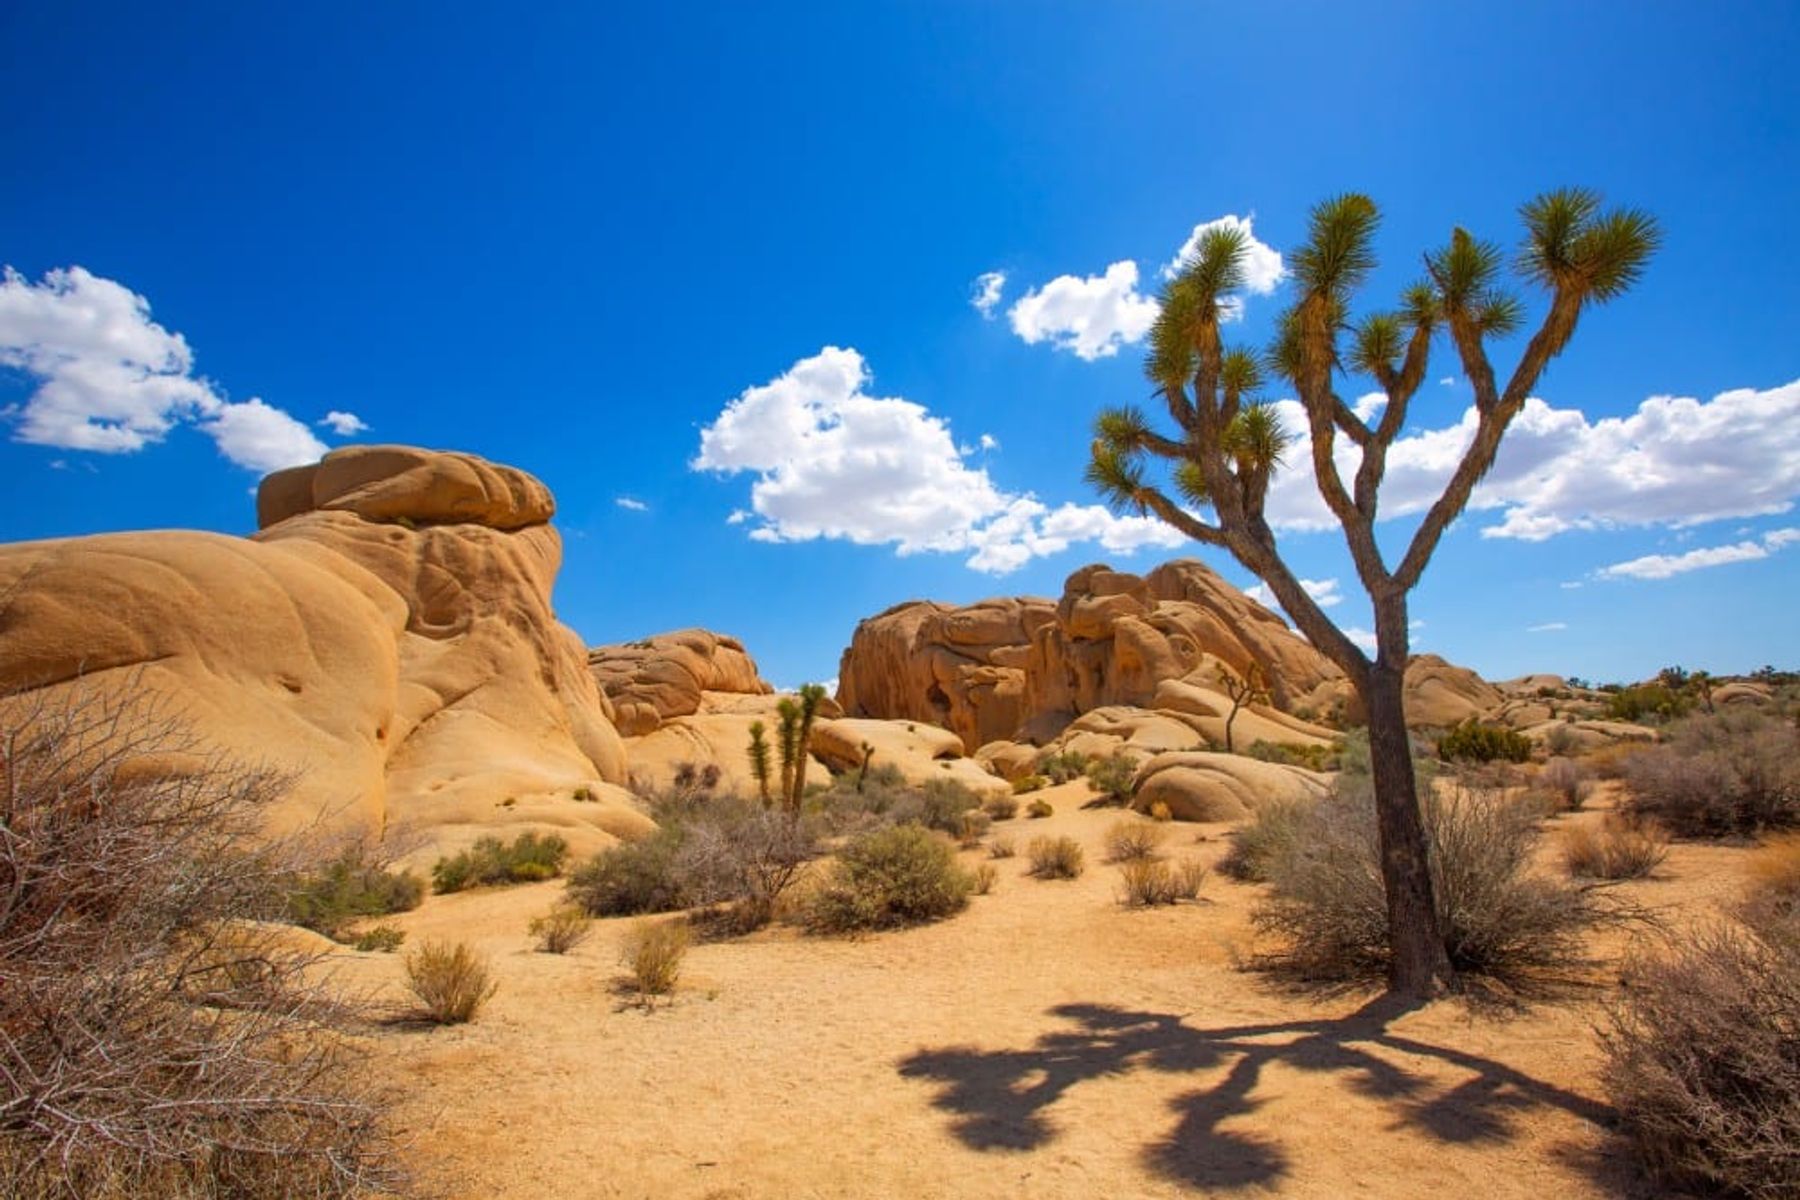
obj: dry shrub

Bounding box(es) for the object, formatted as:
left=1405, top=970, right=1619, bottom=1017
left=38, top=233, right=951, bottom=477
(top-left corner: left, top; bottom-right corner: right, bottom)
left=1027, top=835, right=1085, bottom=880
left=0, top=686, right=400, bottom=1197
left=1218, top=795, right=1317, bottom=882
left=1118, top=858, right=1206, bottom=907
left=1622, top=710, right=1800, bottom=837
left=984, top=794, right=1019, bottom=820
left=1562, top=816, right=1667, bottom=881
left=620, top=919, right=690, bottom=996
left=1253, top=781, right=1618, bottom=994
left=404, top=940, right=498, bottom=1024
left=1026, top=798, right=1054, bottom=819
left=955, top=808, right=992, bottom=848
left=1085, top=752, right=1140, bottom=804
left=972, top=862, right=998, bottom=895
left=988, top=837, right=1016, bottom=859
left=352, top=923, right=406, bottom=953
left=1103, top=819, right=1166, bottom=863
left=1010, top=774, right=1048, bottom=796
left=1601, top=905, right=1800, bottom=1197
left=1749, top=836, right=1800, bottom=906
left=1538, top=756, right=1595, bottom=812
left=1587, top=739, right=1651, bottom=781
left=529, top=904, right=594, bottom=954
left=801, top=825, right=973, bottom=933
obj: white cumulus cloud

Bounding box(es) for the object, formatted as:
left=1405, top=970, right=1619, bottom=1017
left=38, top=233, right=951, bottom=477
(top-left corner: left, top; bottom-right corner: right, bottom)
left=696, top=347, right=1191, bottom=573
left=0, top=265, right=327, bottom=473
left=1259, top=380, right=1800, bottom=542
left=1243, top=577, right=1343, bottom=611
left=1163, top=214, right=1286, bottom=295
left=1596, top=526, right=1799, bottom=581
left=970, top=271, right=1006, bottom=319
left=319, top=410, right=368, bottom=436
left=1007, top=261, right=1159, bottom=361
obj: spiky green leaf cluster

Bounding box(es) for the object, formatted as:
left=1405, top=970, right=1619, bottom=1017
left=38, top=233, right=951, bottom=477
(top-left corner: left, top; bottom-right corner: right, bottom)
left=1519, top=187, right=1660, bottom=302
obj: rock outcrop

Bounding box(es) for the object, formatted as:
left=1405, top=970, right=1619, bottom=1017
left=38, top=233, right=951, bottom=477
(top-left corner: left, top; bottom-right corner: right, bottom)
left=588, top=629, right=773, bottom=736
left=1131, top=752, right=1332, bottom=822
left=0, top=446, right=636, bottom=857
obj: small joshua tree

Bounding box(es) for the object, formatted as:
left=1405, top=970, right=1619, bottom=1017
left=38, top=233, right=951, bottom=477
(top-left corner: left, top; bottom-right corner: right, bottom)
left=787, top=683, right=827, bottom=811
left=776, top=699, right=801, bottom=807
left=1217, top=662, right=1270, bottom=754
left=747, top=719, right=773, bottom=807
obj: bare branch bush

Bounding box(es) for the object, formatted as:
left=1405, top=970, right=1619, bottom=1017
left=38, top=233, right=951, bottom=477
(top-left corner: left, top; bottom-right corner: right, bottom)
left=0, top=685, right=402, bottom=1197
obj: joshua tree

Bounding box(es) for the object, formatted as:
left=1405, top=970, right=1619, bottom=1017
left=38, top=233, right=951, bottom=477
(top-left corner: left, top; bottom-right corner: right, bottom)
left=747, top=720, right=773, bottom=807
left=787, top=683, right=828, bottom=811
left=1216, top=662, right=1270, bottom=754
left=855, top=740, right=876, bottom=793
left=1086, top=190, right=1657, bottom=996
left=775, top=700, right=801, bottom=806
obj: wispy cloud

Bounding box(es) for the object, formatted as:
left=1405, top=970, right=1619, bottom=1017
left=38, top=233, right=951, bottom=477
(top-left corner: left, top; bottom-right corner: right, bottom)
left=319, top=410, right=368, bottom=436
left=615, top=496, right=649, bottom=512
left=970, top=271, right=1006, bottom=319
left=1597, top=526, right=1798, bottom=580
left=1527, top=621, right=1568, bottom=633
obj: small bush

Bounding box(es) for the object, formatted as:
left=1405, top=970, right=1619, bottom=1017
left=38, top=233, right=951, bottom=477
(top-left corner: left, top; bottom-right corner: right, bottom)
left=1086, top=753, right=1139, bottom=804
left=1253, top=782, right=1617, bottom=993
left=1606, top=683, right=1692, bottom=723
left=1245, top=740, right=1338, bottom=772
left=1103, top=819, right=1166, bottom=863
left=1622, top=710, right=1800, bottom=837
left=1218, top=796, right=1317, bottom=882
left=621, top=919, right=690, bottom=996
left=988, top=837, right=1016, bottom=860
left=1601, top=906, right=1800, bottom=1197
left=404, top=940, right=498, bottom=1024
left=567, top=829, right=687, bottom=916
left=1436, top=719, right=1532, bottom=764
left=432, top=832, right=569, bottom=893
left=670, top=802, right=816, bottom=931
left=1026, top=798, right=1054, bottom=819
left=972, top=862, right=998, bottom=895
left=1040, top=750, right=1094, bottom=784
left=984, top=794, right=1020, bottom=820
left=529, top=904, right=594, bottom=954
left=284, top=852, right=424, bottom=939
left=801, top=825, right=974, bottom=933
left=1537, top=756, right=1594, bottom=812
left=1543, top=723, right=1581, bottom=757
left=352, top=924, right=406, bottom=953
left=1148, top=800, right=1173, bottom=822
left=1010, top=774, right=1048, bottom=795
left=1027, top=836, right=1085, bottom=880
left=1118, top=858, right=1207, bottom=907
left=955, top=808, right=992, bottom=848
left=918, top=778, right=983, bottom=834
left=1562, top=817, right=1667, bottom=881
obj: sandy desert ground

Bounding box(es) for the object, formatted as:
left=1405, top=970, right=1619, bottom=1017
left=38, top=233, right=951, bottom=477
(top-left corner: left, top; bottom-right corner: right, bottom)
left=317, top=779, right=1747, bottom=1200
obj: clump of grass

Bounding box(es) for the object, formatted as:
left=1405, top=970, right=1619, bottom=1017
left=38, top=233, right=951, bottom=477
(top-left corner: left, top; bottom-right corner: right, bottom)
left=1010, top=774, right=1048, bottom=795
left=972, top=862, right=998, bottom=895
left=1026, top=836, right=1085, bottom=880
left=404, top=940, right=498, bottom=1024
left=284, top=850, right=424, bottom=940
left=984, top=794, right=1020, bottom=820
left=1026, top=799, right=1054, bottom=819
left=1039, top=750, right=1093, bottom=785
left=988, top=837, right=1015, bottom=860
left=621, top=919, right=690, bottom=997
left=351, top=924, right=406, bottom=953
left=1562, top=817, right=1667, bottom=881
left=1601, top=902, right=1800, bottom=1198
left=801, top=825, right=974, bottom=933
left=529, top=904, right=594, bottom=954
left=1085, top=753, right=1139, bottom=805
left=1538, top=756, right=1596, bottom=812
left=1118, top=859, right=1207, bottom=907
left=432, top=832, right=569, bottom=893
left=1103, top=819, right=1166, bottom=863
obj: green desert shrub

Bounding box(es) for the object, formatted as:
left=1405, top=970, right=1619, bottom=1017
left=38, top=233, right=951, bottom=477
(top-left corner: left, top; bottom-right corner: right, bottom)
left=529, top=904, right=594, bottom=954
left=1026, top=798, right=1054, bottom=819
left=1606, top=683, right=1693, bottom=723
left=620, top=919, right=690, bottom=997
left=1085, top=753, right=1139, bottom=804
left=984, top=794, right=1020, bottom=819
left=283, top=852, right=424, bottom=939
left=404, top=940, right=498, bottom=1024
left=567, top=827, right=687, bottom=916
left=1218, top=795, right=1318, bottom=882
left=1026, top=835, right=1085, bottom=880
left=1118, top=858, right=1207, bottom=907
left=432, top=832, right=569, bottom=893
left=1102, top=819, right=1166, bottom=863
left=1621, top=709, right=1800, bottom=837
left=1245, top=740, right=1338, bottom=772
left=1010, top=774, right=1048, bottom=795
left=1601, top=901, right=1800, bottom=1198
left=1039, top=750, right=1093, bottom=784
left=1436, top=720, right=1532, bottom=765
left=801, top=825, right=974, bottom=933
left=917, top=778, right=983, bottom=834
left=1253, top=782, right=1617, bottom=993
left=351, top=924, right=406, bottom=953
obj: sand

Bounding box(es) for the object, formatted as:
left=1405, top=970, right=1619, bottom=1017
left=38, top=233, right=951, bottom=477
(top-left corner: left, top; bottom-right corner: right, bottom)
left=332, top=781, right=1724, bottom=1198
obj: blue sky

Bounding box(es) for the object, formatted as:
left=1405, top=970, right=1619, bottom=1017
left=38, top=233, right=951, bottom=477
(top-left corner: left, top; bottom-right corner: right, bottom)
left=2, top=1, right=1797, bottom=688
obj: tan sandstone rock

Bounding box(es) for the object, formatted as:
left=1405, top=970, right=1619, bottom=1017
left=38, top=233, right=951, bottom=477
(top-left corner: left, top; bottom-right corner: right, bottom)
left=588, top=629, right=773, bottom=736
left=1131, top=751, right=1332, bottom=822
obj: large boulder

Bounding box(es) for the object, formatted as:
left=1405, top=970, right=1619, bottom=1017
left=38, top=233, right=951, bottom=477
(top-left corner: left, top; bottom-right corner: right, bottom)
left=0, top=445, right=631, bottom=854
left=1131, top=751, right=1332, bottom=822
left=588, top=629, right=772, bottom=736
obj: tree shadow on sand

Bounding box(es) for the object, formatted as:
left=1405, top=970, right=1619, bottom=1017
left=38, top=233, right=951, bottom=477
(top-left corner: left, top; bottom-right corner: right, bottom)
left=897, top=995, right=1614, bottom=1190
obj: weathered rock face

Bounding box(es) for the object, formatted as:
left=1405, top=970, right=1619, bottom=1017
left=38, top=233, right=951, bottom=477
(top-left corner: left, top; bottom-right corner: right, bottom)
left=587, top=629, right=772, bottom=736
left=1131, top=752, right=1332, bottom=822
left=0, top=445, right=632, bottom=855
left=1388, top=654, right=1505, bottom=729
left=837, top=559, right=1349, bottom=750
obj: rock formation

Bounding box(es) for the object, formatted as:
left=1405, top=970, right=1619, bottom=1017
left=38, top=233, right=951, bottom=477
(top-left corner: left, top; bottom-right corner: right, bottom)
left=588, top=629, right=773, bottom=736
left=0, top=445, right=639, bottom=857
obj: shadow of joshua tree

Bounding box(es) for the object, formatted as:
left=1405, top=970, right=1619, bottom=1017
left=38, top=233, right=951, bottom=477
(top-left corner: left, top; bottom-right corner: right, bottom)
left=897, top=995, right=1614, bottom=1190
